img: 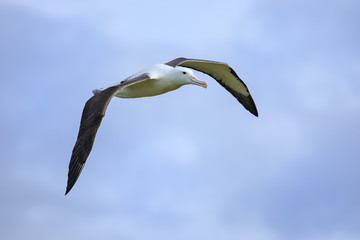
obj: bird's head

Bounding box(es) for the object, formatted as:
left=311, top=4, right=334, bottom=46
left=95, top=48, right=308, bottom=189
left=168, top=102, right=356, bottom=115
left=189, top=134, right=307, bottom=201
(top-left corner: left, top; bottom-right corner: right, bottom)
left=174, top=67, right=208, bottom=88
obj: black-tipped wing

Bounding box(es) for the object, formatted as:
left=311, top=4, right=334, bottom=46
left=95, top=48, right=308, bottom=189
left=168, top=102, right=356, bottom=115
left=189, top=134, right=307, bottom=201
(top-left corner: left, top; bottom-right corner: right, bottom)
left=165, top=57, right=258, bottom=116
left=65, top=74, right=151, bottom=195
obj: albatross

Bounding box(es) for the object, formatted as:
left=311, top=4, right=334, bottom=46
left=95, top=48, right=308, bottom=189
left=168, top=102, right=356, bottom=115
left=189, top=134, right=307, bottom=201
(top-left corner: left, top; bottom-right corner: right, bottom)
left=65, top=57, right=258, bottom=195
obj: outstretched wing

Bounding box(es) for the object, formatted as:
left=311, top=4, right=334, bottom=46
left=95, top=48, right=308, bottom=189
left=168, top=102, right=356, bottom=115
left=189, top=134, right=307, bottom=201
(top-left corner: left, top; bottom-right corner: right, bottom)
left=65, top=74, right=151, bottom=195
left=165, top=57, right=258, bottom=116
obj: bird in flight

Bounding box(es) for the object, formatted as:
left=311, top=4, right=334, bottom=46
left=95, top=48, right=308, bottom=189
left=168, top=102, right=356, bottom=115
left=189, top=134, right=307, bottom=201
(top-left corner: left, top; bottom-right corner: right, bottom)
left=65, top=57, right=258, bottom=195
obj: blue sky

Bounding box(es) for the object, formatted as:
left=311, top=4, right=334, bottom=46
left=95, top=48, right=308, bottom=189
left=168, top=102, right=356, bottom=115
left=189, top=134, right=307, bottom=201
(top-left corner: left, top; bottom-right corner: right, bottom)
left=1, top=0, right=359, bottom=239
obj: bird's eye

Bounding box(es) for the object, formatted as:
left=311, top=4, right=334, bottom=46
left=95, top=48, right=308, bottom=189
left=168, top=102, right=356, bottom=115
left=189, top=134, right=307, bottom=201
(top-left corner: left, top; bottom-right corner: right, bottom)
left=182, top=71, right=186, bottom=74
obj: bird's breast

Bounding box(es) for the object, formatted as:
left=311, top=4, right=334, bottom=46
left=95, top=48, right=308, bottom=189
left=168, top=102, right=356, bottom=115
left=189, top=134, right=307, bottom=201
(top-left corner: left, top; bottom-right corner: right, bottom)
left=115, top=78, right=182, bottom=98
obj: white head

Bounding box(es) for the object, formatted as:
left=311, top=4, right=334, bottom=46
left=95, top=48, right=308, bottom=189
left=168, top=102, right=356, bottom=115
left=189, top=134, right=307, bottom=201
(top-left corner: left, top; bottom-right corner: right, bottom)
left=171, top=66, right=208, bottom=88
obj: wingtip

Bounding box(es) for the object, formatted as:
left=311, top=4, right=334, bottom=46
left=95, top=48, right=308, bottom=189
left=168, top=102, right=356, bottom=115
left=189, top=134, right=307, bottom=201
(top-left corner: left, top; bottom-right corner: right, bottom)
left=65, top=183, right=74, bottom=195
left=252, top=108, right=259, bottom=117
left=245, top=94, right=258, bottom=117
left=241, top=95, right=258, bottom=117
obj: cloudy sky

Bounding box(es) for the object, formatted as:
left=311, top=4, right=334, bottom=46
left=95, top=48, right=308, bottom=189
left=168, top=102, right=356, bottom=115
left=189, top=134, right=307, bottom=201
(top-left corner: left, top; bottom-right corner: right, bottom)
left=1, top=0, right=359, bottom=239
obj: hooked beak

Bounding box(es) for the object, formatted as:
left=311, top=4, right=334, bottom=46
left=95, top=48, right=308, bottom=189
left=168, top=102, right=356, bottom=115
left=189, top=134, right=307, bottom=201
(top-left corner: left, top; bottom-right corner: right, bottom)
left=190, top=75, right=208, bottom=88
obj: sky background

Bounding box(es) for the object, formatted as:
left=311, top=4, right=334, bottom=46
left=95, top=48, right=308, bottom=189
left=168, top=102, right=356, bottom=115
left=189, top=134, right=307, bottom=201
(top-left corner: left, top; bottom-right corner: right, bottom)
left=1, top=0, right=359, bottom=239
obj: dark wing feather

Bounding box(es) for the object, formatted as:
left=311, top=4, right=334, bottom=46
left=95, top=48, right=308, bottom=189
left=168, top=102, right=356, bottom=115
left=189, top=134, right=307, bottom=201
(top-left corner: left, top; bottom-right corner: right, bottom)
left=165, top=58, right=258, bottom=116
left=165, top=57, right=187, bottom=67
left=65, top=74, right=151, bottom=195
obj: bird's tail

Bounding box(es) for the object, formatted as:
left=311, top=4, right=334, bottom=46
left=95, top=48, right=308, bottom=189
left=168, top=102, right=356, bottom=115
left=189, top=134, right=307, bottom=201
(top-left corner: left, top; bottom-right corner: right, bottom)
left=92, top=88, right=103, bottom=95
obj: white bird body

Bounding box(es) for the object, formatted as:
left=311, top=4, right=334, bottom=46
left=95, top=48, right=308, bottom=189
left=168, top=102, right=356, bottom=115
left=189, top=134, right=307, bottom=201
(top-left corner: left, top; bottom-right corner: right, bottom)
left=114, top=64, right=202, bottom=98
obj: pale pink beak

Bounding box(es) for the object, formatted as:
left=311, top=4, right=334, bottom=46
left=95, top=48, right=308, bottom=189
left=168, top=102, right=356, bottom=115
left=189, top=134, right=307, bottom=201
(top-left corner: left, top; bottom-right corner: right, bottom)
left=191, top=75, right=208, bottom=88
